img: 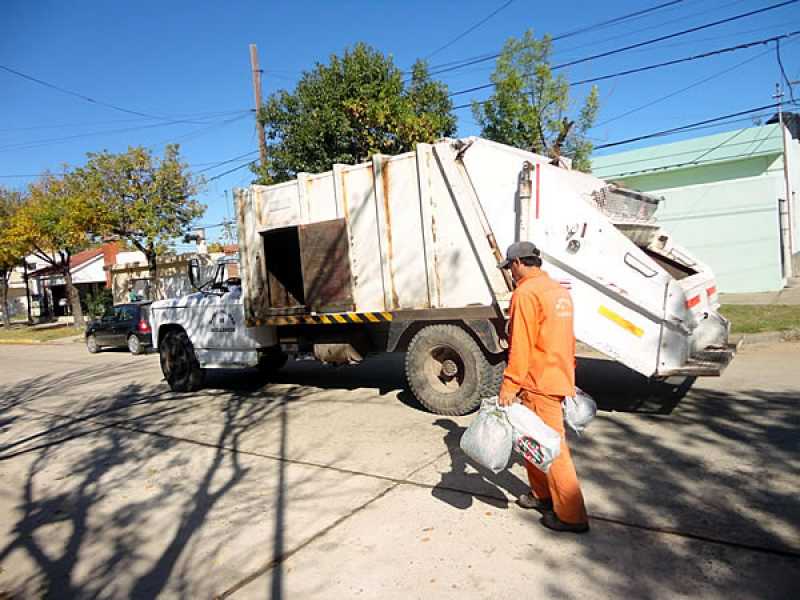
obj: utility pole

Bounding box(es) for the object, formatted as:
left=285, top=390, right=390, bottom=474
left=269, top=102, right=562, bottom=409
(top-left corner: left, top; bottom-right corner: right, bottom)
left=774, top=83, right=795, bottom=280
left=249, top=44, right=268, bottom=169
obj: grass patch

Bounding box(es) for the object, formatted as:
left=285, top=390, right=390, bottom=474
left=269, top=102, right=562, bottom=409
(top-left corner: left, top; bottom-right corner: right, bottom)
left=0, top=324, right=83, bottom=343
left=720, top=304, right=800, bottom=334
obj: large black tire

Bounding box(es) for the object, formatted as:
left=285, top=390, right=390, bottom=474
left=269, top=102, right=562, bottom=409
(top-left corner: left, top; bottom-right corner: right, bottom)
left=257, top=346, right=289, bottom=374
left=405, top=324, right=498, bottom=416
left=160, top=330, right=205, bottom=392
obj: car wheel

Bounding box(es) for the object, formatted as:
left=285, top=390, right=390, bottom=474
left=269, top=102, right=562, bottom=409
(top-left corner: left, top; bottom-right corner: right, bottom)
left=128, top=334, right=144, bottom=355
left=86, top=334, right=100, bottom=354
left=405, top=324, right=497, bottom=416
left=159, top=329, right=205, bottom=392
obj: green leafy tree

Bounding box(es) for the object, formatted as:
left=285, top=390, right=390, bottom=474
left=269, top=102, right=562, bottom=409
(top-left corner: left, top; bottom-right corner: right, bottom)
left=0, top=187, right=27, bottom=326
left=8, top=175, right=96, bottom=328
left=256, top=43, right=456, bottom=182
left=472, top=31, right=599, bottom=172
left=72, top=144, right=205, bottom=299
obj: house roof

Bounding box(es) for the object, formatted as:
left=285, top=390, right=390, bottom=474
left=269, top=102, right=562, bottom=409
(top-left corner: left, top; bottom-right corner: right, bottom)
left=591, top=122, right=783, bottom=180
left=29, top=246, right=105, bottom=277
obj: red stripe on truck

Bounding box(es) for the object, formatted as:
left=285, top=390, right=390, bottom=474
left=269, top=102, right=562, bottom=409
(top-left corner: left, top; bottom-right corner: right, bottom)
left=707, top=286, right=717, bottom=297
left=686, top=295, right=701, bottom=309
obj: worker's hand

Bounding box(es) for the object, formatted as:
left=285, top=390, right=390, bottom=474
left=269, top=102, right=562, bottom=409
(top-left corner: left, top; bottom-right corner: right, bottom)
left=497, top=389, right=517, bottom=407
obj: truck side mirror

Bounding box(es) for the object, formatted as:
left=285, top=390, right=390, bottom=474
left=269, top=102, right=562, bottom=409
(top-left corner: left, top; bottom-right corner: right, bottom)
left=188, top=258, right=201, bottom=290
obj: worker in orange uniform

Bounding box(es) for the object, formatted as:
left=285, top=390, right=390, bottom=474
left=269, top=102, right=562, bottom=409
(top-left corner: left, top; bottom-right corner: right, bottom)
left=497, top=241, right=589, bottom=534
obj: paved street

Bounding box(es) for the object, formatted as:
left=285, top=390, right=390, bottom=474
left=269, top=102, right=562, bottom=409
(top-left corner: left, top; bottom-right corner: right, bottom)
left=0, top=341, right=798, bottom=599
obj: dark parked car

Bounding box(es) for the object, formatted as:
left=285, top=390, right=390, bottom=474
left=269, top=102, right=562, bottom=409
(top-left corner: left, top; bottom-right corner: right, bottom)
left=86, top=302, right=152, bottom=355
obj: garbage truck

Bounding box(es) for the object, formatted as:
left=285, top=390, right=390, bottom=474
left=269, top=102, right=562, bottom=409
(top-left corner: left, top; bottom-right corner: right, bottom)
left=149, top=137, right=737, bottom=415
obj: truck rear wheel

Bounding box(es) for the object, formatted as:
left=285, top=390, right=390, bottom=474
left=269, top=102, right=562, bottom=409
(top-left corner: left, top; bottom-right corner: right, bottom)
left=160, top=329, right=205, bottom=392
left=405, top=324, right=497, bottom=416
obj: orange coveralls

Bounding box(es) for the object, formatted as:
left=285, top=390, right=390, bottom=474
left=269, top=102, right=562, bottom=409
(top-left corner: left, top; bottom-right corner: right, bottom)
left=500, top=268, right=588, bottom=525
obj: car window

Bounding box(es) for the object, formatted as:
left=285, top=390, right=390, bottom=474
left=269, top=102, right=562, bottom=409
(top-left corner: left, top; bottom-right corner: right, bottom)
left=102, top=306, right=116, bottom=320
left=115, top=306, right=135, bottom=321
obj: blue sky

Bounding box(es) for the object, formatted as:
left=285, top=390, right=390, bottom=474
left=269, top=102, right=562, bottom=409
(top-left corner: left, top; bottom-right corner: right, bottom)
left=2, top=0, right=799, bottom=244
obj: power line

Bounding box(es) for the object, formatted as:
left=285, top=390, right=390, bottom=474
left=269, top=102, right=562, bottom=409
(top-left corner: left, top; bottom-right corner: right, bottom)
left=553, top=0, right=799, bottom=70
left=207, top=160, right=257, bottom=182
left=594, top=103, right=785, bottom=150
left=0, top=111, right=252, bottom=154
left=593, top=39, right=791, bottom=127
left=0, top=109, right=251, bottom=133
left=571, top=31, right=800, bottom=86
left=446, top=0, right=800, bottom=97
left=775, top=38, right=797, bottom=102
left=451, top=31, right=799, bottom=109
left=424, top=0, right=516, bottom=60
left=0, top=63, right=204, bottom=124
left=196, top=150, right=260, bottom=174
left=426, top=0, right=688, bottom=77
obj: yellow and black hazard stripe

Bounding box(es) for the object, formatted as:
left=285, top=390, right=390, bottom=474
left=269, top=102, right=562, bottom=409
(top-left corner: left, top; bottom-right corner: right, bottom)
left=248, top=311, right=394, bottom=327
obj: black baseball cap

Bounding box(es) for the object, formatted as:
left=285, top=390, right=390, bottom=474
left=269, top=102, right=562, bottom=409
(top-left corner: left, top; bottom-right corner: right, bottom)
left=498, top=241, right=540, bottom=269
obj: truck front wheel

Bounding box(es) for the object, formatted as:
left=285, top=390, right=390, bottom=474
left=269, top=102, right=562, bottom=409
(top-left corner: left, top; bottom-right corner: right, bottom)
left=405, top=324, right=498, bottom=416
left=160, top=329, right=205, bottom=392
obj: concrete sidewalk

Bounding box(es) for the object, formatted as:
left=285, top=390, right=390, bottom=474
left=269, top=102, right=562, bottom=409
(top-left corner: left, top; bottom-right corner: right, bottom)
left=721, top=285, right=800, bottom=305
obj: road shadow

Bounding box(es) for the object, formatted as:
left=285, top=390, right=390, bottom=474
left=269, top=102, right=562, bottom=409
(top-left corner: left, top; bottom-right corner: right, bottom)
left=0, top=362, right=323, bottom=600
left=577, top=356, right=696, bottom=415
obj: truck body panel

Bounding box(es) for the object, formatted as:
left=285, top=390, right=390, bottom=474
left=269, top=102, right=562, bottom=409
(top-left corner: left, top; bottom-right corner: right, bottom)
left=234, top=137, right=733, bottom=379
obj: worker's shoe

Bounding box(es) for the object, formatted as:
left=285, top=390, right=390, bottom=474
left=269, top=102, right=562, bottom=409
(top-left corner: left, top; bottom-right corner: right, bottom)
left=540, top=511, right=590, bottom=534
left=517, top=492, right=553, bottom=513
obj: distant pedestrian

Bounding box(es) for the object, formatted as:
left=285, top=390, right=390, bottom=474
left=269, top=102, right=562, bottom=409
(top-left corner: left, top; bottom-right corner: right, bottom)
left=497, top=241, right=589, bottom=534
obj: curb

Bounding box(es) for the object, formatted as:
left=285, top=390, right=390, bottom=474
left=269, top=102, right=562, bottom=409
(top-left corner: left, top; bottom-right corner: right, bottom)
left=733, top=329, right=800, bottom=347
left=0, top=335, right=84, bottom=346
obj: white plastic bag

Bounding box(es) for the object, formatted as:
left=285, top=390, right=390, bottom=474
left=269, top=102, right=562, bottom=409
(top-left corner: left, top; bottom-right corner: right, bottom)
left=564, top=387, right=597, bottom=435
left=459, top=397, right=513, bottom=474
left=506, top=403, right=562, bottom=473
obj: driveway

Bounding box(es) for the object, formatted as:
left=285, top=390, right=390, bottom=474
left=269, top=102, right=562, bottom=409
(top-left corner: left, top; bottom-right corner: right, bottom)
left=0, top=342, right=798, bottom=599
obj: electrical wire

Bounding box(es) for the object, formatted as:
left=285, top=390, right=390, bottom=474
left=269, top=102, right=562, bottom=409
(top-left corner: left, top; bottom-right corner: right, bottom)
left=594, top=103, right=784, bottom=150
left=206, top=160, right=257, bottom=182
left=570, top=31, right=800, bottom=86
left=196, top=150, right=260, bottom=174
left=424, top=0, right=516, bottom=60
left=451, top=31, right=799, bottom=109
left=0, top=111, right=252, bottom=154
left=593, top=38, right=796, bottom=127
left=424, top=0, right=689, bottom=77
left=775, top=38, right=797, bottom=102
left=445, top=0, right=800, bottom=96
left=0, top=63, right=207, bottom=124
left=0, top=109, right=251, bottom=133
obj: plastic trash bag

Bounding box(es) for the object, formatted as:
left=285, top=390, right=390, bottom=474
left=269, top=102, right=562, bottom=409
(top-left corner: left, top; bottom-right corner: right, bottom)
left=459, top=397, right=513, bottom=474
left=563, top=387, right=597, bottom=435
left=506, top=403, right=562, bottom=473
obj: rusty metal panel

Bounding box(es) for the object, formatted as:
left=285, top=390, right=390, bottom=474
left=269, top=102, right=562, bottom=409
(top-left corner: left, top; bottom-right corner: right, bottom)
left=256, top=181, right=302, bottom=230
left=372, top=152, right=430, bottom=309
left=298, top=219, right=355, bottom=312
left=335, top=163, right=386, bottom=312
left=302, top=172, right=339, bottom=222
left=415, top=144, right=440, bottom=308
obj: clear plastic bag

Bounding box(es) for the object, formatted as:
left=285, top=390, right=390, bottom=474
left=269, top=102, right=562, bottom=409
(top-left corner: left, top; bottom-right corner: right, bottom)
left=563, top=388, right=597, bottom=435
left=506, top=403, right=562, bottom=473
left=459, top=397, right=513, bottom=474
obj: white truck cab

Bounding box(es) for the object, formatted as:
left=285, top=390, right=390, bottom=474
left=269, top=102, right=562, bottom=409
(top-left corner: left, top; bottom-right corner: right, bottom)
left=149, top=256, right=284, bottom=391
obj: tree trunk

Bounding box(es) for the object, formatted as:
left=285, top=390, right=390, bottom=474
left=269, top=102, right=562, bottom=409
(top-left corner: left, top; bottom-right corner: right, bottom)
left=147, top=250, right=161, bottom=300
left=0, top=270, right=10, bottom=328
left=64, top=268, right=85, bottom=328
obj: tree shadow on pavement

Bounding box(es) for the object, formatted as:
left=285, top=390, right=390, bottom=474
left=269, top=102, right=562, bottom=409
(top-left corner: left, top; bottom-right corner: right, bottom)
left=0, top=363, right=324, bottom=600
